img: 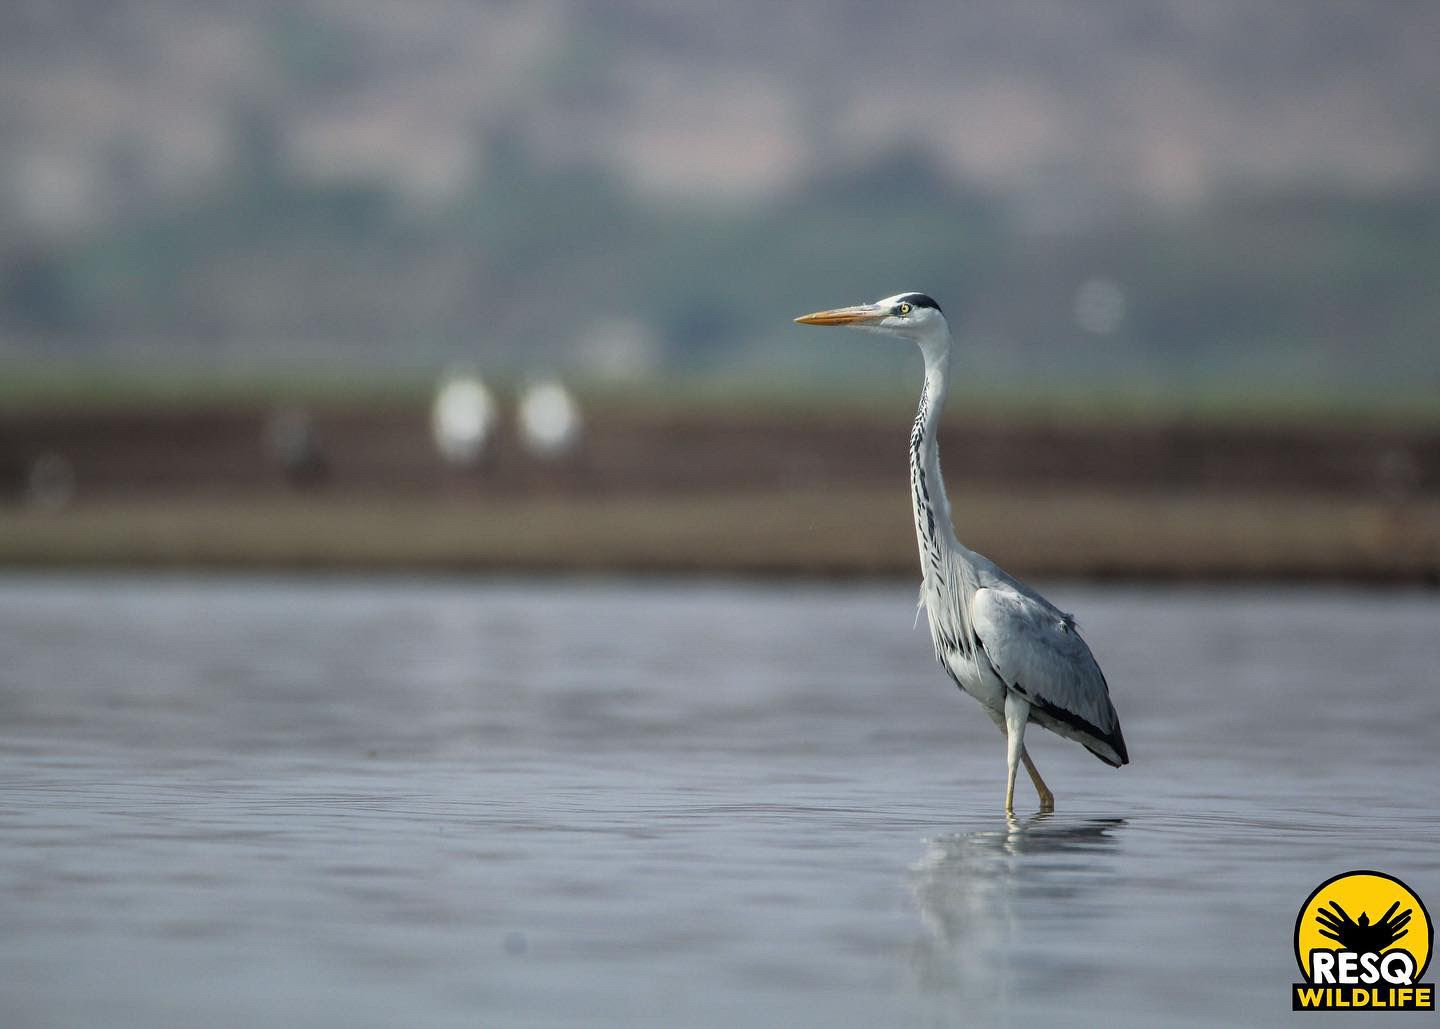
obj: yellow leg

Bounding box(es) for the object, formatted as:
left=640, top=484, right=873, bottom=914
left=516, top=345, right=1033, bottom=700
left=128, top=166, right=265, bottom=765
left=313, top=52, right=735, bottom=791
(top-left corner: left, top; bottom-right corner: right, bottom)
left=1022, top=749, right=1055, bottom=812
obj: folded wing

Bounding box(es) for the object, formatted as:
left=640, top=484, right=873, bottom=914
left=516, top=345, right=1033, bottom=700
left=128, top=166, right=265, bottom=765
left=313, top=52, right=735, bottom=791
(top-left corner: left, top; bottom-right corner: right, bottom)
left=971, top=586, right=1128, bottom=767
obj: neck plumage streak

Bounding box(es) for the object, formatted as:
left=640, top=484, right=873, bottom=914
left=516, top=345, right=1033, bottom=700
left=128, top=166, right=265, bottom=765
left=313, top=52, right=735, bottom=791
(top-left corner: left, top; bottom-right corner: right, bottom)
left=909, top=385, right=941, bottom=575
left=909, top=381, right=972, bottom=665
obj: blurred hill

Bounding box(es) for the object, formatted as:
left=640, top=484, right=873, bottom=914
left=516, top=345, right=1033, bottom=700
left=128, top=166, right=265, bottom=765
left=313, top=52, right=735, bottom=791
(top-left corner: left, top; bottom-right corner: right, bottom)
left=2, top=1, right=1439, bottom=397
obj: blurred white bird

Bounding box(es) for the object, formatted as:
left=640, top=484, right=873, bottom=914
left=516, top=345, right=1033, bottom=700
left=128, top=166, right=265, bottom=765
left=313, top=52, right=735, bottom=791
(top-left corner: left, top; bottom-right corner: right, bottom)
left=431, top=373, right=497, bottom=466
left=517, top=378, right=583, bottom=460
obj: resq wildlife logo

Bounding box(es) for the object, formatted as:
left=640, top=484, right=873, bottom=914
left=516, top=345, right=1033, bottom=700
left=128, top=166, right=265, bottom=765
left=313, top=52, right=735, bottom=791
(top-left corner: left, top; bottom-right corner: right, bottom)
left=1292, top=870, right=1433, bottom=1011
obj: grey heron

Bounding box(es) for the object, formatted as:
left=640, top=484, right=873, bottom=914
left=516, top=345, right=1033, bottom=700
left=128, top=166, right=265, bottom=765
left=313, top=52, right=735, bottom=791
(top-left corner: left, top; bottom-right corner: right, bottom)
left=796, top=292, right=1128, bottom=813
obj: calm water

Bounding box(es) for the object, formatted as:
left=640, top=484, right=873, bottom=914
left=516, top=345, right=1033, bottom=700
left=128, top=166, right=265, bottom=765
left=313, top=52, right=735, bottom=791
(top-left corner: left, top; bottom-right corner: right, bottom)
left=1, top=575, right=1437, bottom=1028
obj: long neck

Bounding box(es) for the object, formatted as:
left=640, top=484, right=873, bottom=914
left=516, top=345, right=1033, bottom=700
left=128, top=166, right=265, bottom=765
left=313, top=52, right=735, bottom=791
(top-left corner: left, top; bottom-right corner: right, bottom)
left=909, top=342, right=983, bottom=665
left=909, top=347, right=955, bottom=580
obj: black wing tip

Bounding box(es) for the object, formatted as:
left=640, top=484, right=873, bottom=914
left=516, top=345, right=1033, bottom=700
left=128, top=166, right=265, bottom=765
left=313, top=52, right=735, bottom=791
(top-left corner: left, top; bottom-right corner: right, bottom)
left=1082, top=742, right=1128, bottom=765
left=1100, top=726, right=1129, bottom=767
left=1030, top=693, right=1128, bottom=768
left=1094, top=719, right=1128, bottom=771
left=1087, top=741, right=1129, bottom=768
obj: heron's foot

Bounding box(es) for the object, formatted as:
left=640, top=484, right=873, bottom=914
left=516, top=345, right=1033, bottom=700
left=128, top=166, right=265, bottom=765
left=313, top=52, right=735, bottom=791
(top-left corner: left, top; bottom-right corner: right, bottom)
left=1037, top=790, right=1055, bottom=813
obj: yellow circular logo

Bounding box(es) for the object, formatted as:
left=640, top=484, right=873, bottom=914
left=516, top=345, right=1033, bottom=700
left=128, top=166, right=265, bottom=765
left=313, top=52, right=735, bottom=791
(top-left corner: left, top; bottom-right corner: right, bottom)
left=1293, top=870, right=1434, bottom=1011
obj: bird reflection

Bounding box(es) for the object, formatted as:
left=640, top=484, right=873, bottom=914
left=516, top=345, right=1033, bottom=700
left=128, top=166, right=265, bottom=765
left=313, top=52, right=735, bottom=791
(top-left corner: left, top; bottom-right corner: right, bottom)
left=909, top=815, right=1126, bottom=1004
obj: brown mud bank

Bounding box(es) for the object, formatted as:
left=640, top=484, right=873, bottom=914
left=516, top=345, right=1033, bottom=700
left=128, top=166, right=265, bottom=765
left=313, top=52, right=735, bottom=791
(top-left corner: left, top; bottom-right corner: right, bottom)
left=0, top=406, right=1435, bottom=581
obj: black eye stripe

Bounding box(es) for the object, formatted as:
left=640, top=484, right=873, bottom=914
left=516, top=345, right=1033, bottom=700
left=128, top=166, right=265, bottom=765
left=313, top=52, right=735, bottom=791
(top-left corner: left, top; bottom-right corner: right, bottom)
left=896, top=292, right=942, bottom=313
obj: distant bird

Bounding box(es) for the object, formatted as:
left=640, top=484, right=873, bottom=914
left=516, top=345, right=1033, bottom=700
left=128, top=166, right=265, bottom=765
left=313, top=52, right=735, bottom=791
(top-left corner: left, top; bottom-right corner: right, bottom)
left=796, top=293, right=1128, bottom=813
left=432, top=373, right=498, bottom=467
left=262, top=407, right=329, bottom=488
left=517, top=378, right=583, bottom=460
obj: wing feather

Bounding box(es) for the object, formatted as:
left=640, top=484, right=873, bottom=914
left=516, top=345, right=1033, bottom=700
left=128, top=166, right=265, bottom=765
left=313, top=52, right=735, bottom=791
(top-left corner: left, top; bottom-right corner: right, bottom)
left=971, top=586, right=1128, bottom=766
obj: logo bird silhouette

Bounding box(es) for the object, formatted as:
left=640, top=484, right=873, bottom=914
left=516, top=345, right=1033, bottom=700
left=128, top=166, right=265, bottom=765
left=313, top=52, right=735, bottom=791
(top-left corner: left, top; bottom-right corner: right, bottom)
left=1315, top=900, right=1413, bottom=953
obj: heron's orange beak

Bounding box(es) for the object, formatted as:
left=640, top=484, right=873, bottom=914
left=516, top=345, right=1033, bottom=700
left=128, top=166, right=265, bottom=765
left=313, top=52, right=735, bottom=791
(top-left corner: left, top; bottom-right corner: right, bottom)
left=794, top=304, right=886, bottom=326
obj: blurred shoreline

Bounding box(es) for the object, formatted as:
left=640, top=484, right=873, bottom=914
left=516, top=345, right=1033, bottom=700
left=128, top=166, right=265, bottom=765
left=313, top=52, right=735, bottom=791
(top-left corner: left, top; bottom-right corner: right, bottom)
left=1, top=402, right=1434, bottom=584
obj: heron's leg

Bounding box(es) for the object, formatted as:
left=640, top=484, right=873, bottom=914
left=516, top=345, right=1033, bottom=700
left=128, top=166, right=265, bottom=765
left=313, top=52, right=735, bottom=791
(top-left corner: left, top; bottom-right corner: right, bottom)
left=1022, top=749, right=1055, bottom=812
left=988, top=704, right=1053, bottom=811
left=1003, top=691, right=1030, bottom=815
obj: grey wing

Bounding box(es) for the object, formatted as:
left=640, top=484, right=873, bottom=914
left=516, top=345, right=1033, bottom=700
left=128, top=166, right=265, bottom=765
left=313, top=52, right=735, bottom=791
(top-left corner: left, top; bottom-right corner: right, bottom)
left=971, top=586, right=1129, bottom=767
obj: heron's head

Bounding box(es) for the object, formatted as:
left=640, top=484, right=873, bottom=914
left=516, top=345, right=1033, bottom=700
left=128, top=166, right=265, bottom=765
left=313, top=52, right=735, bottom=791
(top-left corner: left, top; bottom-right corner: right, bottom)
left=794, top=292, right=950, bottom=356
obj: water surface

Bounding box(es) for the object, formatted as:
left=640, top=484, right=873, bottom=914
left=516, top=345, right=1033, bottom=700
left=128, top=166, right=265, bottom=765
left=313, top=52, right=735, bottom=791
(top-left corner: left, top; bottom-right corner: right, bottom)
left=1, top=576, right=1437, bottom=1027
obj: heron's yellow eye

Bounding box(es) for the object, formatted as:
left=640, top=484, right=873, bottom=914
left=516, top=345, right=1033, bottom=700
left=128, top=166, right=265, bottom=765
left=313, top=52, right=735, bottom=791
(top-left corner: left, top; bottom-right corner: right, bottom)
left=897, top=302, right=912, bottom=316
